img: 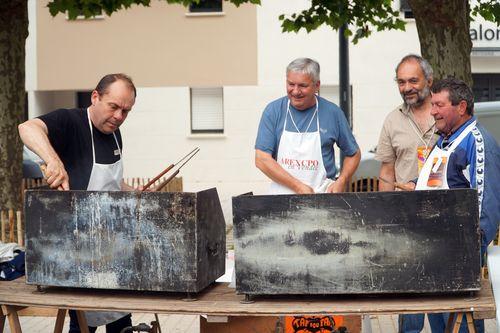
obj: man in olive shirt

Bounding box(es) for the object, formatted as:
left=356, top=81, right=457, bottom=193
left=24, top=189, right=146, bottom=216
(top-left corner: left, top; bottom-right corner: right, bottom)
left=375, top=55, right=437, bottom=333
left=376, top=54, right=437, bottom=191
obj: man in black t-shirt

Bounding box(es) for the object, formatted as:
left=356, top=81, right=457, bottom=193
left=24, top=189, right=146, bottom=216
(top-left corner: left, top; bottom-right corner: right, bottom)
left=19, top=73, right=136, bottom=191
left=18, top=73, right=137, bottom=333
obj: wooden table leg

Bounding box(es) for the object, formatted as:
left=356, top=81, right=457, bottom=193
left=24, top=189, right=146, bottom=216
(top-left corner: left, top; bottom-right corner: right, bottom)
left=53, top=309, right=67, bottom=333
left=0, top=305, right=22, bottom=333
left=453, top=313, right=464, bottom=333
left=0, top=313, right=5, bottom=333
left=0, top=305, right=6, bottom=333
left=465, top=312, right=476, bottom=333
left=75, top=311, right=90, bottom=333
left=445, top=312, right=456, bottom=333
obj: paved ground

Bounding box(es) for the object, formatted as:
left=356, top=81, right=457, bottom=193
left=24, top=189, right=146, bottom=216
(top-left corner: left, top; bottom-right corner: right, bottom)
left=2, top=314, right=496, bottom=332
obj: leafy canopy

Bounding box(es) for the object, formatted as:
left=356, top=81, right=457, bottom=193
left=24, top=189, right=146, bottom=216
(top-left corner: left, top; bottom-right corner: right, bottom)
left=471, top=0, right=500, bottom=23
left=48, top=0, right=500, bottom=44
left=279, top=0, right=405, bottom=43
left=47, top=0, right=260, bottom=20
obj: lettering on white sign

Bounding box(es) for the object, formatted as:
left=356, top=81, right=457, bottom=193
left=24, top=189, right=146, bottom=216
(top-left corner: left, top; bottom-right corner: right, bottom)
left=470, top=24, right=500, bottom=41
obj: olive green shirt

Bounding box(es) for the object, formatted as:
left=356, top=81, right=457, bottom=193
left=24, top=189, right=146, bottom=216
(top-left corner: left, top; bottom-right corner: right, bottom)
left=375, top=103, right=437, bottom=183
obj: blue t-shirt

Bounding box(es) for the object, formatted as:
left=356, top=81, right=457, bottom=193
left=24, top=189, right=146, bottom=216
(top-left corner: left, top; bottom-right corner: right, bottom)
left=435, top=116, right=500, bottom=247
left=255, top=96, right=359, bottom=178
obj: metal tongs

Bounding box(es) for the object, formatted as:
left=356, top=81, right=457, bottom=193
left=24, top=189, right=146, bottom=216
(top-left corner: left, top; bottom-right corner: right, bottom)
left=142, top=147, right=200, bottom=192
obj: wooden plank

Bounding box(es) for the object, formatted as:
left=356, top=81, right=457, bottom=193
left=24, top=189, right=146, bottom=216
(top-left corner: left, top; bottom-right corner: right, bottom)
left=18, top=307, right=57, bottom=317
left=233, top=189, right=481, bottom=295
left=16, top=211, right=22, bottom=247
left=0, top=314, right=5, bottom=333
left=25, top=189, right=225, bottom=293
left=465, top=312, right=476, bottom=333
left=8, top=210, right=14, bottom=243
left=0, top=278, right=494, bottom=317
left=473, top=309, right=495, bottom=320
left=53, top=309, right=67, bottom=333
left=0, top=306, right=26, bottom=315
left=1, top=211, right=6, bottom=243
left=75, top=310, right=89, bottom=333
left=205, top=315, right=228, bottom=323
left=452, top=313, right=463, bottom=333
left=1, top=305, right=22, bottom=333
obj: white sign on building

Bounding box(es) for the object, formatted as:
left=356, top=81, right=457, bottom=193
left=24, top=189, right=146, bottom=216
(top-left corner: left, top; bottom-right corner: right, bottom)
left=470, top=1, right=500, bottom=55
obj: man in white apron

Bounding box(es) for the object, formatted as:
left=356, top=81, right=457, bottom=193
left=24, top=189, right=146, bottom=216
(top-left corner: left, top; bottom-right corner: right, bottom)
left=410, top=78, right=500, bottom=333
left=255, top=58, right=361, bottom=195
left=19, top=73, right=137, bottom=332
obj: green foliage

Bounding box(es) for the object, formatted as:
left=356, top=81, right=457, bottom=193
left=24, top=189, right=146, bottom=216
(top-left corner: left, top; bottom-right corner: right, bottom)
left=47, top=0, right=500, bottom=41
left=48, top=0, right=260, bottom=20
left=471, top=0, right=500, bottom=25
left=278, top=0, right=406, bottom=44
left=48, top=0, right=152, bottom=19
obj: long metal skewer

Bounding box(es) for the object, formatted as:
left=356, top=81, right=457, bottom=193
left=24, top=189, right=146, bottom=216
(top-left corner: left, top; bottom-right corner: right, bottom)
left=142, top=147, right=199, bottom=191
left=154, top=148, right=200, bottom=192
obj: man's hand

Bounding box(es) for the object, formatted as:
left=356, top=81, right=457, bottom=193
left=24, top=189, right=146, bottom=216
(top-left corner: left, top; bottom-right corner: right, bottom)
left=402, top=182, right=416, bottom=191
left=326, top=176, right=347, bottom=193
left=295, top=183, right=315, bottom=194
left=255, top=149, right=316, bottom=194
left=42, top=159, right=69, bottom=190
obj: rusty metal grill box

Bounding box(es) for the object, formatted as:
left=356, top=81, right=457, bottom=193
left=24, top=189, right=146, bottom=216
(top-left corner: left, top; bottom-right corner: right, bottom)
left=25, top=188, right=225, bottom=292
left=233, top=189, right=481, bottom=295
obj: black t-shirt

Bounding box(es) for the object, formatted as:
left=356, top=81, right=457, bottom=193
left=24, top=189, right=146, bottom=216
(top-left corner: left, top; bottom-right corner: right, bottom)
left=38, top=108, right=123, bottom=190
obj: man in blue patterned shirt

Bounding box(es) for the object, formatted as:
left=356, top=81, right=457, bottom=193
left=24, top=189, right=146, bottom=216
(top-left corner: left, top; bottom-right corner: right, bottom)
left=413, top=77, right=500, bottom=333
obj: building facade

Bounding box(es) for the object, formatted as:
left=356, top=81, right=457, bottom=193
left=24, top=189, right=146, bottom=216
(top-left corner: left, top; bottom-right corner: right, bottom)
left=25, top=0, right=500, bottom=221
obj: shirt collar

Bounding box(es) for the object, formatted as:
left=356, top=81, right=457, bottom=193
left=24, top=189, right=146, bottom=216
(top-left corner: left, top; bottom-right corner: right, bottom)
left=399, top=103, right=411, bottom=116
left=399, top=103, right=436, bottom=134
left=438, top=116, right=476, bottom=147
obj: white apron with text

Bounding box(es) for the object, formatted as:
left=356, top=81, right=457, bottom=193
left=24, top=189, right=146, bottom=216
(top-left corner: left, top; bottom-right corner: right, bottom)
left=269, top=98, right=333, bottom=195
left=416, top=121, right=476, bottom=190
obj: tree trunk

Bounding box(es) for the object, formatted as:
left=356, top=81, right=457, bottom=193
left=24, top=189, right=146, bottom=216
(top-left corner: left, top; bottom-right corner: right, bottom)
left=409, top=0, right=472, bottom=86
left=0, top=1, right=28, bottom=210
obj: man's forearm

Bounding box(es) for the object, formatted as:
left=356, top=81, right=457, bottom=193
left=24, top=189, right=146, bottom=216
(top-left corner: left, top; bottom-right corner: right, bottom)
left=378, top=162, right=396, bottom=191
left=18, top=119, right=60, bottom=166
left=255, top=149, right=313, bottom=194
left=327, top=149, right=361, bottom=193
left=18, top=119, right=69, bottom=190
left=337, top=149, right=361, bottom=182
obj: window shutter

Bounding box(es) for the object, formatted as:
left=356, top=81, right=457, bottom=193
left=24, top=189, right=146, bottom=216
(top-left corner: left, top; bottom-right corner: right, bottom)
left=191, top=87, right=224, bottom=133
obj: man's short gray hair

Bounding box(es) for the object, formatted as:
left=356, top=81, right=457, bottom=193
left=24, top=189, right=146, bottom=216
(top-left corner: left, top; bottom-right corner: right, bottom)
left=396, top=54, right=433, bottom=80
left=286, top=58, right=320, bottom=84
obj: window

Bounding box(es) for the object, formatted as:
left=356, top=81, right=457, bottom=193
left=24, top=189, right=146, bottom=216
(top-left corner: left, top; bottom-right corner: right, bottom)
left=190, top=88, right=224, bottom=133
left=472, top=74, right=500, bottom=102
left=189, top=0, right=222, bottom=13
left=400, top=0, right=414, bottom=19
